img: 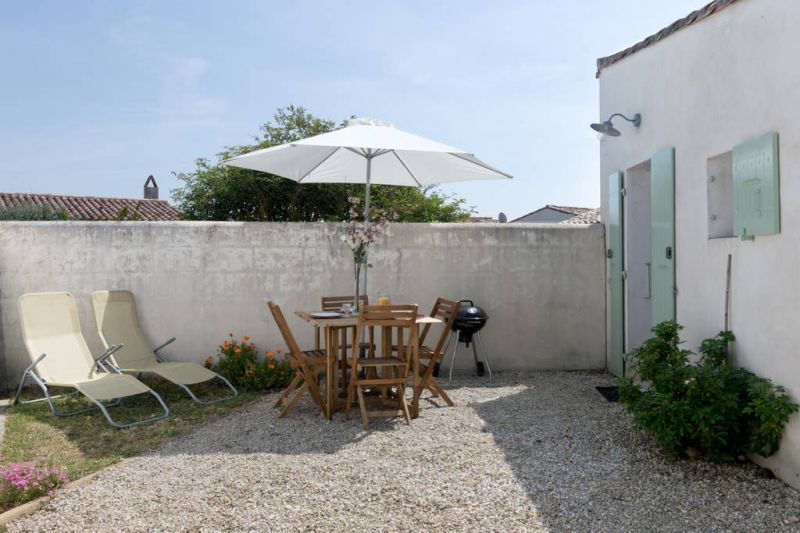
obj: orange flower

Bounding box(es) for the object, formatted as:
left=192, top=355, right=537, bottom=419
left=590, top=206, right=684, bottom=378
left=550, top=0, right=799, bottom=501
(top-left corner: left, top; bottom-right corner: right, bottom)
left=246, top=367, right=255, bottom=377
left=203, top=356, right=213, bottom=366
left=266, top=351, right=275, bottom=360
left=243, top=335, right=250, bottom=341
left=222, top=342, right=229, bottom=350
left=276, top=348, right=283, bottom=354
left=267, top=364, right=276, bottom=370
left=235, top=348, right=242, bottom=354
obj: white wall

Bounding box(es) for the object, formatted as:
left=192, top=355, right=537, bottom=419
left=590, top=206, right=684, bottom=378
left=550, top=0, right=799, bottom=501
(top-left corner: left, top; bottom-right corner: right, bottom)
left=597, top=0, right=800, bottom=488
left=0, top=221, right=606, bottom=389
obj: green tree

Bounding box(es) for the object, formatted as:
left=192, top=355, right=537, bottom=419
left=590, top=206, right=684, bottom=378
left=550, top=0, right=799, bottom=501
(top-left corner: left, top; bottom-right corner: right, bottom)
left=172, top=106, right=472, bottom=222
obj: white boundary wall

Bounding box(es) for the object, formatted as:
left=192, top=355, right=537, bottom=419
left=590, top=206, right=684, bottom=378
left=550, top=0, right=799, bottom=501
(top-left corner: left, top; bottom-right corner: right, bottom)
left=0, top=221, right=605, bottom=388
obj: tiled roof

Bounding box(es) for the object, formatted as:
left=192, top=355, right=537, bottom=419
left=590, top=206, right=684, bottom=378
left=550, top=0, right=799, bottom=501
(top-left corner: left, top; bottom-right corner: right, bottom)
left=596, top=0, right=743, bottom=77
left=469, top=216, right=498, bottom=223
left=510, top=205, right=601, bottom=224
left=0, top=192, right=180, bottom=221
left=559, top=207, right=600, bottom=225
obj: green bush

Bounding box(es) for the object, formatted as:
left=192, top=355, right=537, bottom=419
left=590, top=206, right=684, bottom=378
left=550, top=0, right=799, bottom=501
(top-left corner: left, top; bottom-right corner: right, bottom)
left=204, top=333, right=293, bottom=392
left=0, top=205, right=68, bottom=220
left=619, top=321, right=798, bottom=462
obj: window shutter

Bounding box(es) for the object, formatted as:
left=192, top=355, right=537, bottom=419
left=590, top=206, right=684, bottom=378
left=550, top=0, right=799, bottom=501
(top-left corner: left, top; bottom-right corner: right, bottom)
left=733, top=132, right=780, bottom=237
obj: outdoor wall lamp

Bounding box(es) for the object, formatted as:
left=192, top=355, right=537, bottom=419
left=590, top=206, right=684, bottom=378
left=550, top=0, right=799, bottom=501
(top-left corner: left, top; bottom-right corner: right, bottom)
left=590, top=113, right=641, bottom=137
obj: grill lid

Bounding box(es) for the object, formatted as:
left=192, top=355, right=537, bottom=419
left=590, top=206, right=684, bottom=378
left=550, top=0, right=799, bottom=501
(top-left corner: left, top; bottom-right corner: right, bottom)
left=455, top=300, right=488, bottom=321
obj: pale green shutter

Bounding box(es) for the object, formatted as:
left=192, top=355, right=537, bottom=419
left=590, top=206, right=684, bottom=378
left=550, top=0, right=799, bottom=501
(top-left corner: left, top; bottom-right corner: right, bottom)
left=607, top=172, right=624, bottom=377
left=651, top=147, right=676, bottom=326
left=733, top=132, right=780, bottom=237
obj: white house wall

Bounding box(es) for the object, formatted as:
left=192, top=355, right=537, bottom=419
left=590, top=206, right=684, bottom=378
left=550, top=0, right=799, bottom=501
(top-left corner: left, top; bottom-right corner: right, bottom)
left=598, top=0, right=800, bottom=488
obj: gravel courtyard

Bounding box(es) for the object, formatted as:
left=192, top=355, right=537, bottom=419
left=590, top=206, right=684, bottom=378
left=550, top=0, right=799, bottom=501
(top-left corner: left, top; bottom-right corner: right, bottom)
left=9, top=371, right=800, bottom=532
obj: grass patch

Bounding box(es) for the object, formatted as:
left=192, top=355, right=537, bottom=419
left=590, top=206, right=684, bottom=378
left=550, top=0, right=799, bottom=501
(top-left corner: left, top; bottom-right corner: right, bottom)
left=2, top=376, right=261, bottom=482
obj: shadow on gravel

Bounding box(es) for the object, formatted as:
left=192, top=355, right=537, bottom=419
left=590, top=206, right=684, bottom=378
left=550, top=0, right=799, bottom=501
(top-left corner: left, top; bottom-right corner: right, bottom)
left=471, top=371, right=800, bottom=532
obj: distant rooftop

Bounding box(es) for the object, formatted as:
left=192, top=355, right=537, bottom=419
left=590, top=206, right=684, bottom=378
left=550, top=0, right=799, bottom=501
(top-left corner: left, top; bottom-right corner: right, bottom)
left=596, top=0, right=743, bottom=77
left=0, top=192, right=179, bottom=221
left=511, top=205, right=600, bottom=225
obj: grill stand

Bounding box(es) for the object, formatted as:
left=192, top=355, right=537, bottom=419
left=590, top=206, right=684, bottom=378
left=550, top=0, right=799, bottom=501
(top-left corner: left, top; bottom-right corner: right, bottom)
left=446, top=331, right=492, bottom=383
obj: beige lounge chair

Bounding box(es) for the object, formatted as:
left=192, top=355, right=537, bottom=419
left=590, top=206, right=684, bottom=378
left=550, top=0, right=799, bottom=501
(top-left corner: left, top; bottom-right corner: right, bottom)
left=91, top=290, right=237, bottom=404
left=15, top=292, right=170, bottom=429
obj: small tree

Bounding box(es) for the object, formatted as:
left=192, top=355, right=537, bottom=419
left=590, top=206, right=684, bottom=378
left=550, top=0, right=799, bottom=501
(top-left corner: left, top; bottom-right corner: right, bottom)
left=172, top=106, right=472, bottom=222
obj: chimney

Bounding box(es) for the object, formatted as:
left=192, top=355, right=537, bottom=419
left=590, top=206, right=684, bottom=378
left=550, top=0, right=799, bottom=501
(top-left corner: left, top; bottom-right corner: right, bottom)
left=498, top=212, right=507, bottom=223
left=144, top=175, right=159, bottom=199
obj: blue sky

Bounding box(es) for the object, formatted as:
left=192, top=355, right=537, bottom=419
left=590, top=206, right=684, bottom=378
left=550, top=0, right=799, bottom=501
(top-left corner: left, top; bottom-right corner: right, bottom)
left=0, top=0, right=706, bottom=219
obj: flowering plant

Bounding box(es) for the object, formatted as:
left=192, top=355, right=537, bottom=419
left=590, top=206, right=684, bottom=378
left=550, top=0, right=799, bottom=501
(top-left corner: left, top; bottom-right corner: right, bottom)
left=340, top=197, right=390, bottom=265
left=340, top=197, right=391, bottom=308
left=204, top=333, right=292, bottom=392
left=0, top=462, right=68, bottom=510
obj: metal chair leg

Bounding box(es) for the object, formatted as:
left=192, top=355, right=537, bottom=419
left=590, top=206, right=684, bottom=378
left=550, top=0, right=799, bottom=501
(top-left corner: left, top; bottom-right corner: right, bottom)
left=447, top=338, right=460, bottom=383
left=476, top=332, right=492, bottom=382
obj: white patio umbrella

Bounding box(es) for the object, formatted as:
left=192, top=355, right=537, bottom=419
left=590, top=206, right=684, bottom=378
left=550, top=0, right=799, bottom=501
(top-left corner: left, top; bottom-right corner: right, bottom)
left=223, top=118, right=512, bottom=292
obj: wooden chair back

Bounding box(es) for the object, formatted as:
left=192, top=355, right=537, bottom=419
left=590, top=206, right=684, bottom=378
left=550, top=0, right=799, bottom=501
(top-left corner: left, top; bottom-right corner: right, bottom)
left=356, top=304, right=419, bottom=363
left=321, top=295, right=369, bottom=311
left=419, top=298, right=460, bottom=355
left=266, top=301, right=303, bottom=364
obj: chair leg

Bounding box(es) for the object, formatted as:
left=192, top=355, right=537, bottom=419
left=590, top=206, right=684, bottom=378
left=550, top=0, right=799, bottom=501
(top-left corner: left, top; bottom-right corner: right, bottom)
left=429, top=379, right=454, bottom=406
left=398, top=385, right=412, bottom=425
left=356, top=387, right=370, bottom=429
left=344, top=383, right=354, bottom=417
left=274, top=373, right=301, bottom=409
left=279, top=381, right=309, bottom=418
left=304, top=368, right=326, bottom=413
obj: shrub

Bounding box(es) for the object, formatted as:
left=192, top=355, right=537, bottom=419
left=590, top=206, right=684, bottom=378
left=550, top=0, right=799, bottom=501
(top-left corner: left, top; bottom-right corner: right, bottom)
left=0, top=463, right=68, bottom=510
left=619, top=321, right=798, bottom=463
left=205, top=333, right=293, bottom=392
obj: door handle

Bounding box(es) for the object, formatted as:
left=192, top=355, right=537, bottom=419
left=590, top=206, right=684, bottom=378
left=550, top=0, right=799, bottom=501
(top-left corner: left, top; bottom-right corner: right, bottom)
left=666, top=246, right=673, bottom=260
left=645, top=262, right=652, bottom=299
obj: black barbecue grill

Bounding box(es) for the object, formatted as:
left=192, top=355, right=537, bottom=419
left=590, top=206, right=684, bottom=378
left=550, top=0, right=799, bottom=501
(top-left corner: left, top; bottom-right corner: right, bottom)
left=439, top=300, right=492, bottom=381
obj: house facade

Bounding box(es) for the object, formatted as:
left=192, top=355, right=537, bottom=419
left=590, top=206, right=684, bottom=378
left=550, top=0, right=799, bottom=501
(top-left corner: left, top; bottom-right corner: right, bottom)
left=596, top=0, right=800, bottom=488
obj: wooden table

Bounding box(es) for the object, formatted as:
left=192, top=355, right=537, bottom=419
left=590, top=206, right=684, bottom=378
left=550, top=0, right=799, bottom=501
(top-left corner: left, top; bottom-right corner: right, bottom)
left=295, top=310, right=442, bottom=420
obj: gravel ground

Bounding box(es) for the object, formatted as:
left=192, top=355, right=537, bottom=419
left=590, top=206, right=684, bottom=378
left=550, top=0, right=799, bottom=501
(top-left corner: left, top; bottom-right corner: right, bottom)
left=9, top=371, right=800, bottom=532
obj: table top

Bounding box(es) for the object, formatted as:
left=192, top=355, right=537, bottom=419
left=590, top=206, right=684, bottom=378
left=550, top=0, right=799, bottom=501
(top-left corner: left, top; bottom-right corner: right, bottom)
left=296, top=310, right=442, bottom=327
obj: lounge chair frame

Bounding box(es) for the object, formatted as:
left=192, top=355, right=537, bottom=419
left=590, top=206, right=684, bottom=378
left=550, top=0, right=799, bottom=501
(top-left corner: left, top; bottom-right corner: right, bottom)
left=122, top=336, right=238, bottom=405
left=14, top=349, right=170, bottom=429
left=91, top=291, right=238, bottom=405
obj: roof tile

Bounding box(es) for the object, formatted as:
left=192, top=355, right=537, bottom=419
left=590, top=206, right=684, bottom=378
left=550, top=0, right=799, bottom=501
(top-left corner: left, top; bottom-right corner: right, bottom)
left=596, top=0, right=743, bottom=76
left=0, top=192, right=180, bottom=221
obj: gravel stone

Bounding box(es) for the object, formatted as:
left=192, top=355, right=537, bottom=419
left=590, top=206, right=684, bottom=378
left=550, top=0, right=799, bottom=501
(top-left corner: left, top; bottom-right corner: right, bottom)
left=9, top=371, right=800, bottom=532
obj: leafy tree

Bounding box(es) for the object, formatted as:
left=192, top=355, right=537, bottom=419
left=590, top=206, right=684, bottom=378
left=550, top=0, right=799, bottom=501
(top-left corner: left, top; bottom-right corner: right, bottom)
left=172, top=106, right=472, bottom=222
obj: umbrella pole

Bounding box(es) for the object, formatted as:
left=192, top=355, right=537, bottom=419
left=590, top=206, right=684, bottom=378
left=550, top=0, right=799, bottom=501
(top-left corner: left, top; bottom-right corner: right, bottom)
left=362, top=154, right=372, bottom=299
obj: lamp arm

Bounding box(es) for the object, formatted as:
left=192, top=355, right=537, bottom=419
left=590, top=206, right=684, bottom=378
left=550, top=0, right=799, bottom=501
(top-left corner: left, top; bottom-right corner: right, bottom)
left=608, top=113, right=641, bottom=126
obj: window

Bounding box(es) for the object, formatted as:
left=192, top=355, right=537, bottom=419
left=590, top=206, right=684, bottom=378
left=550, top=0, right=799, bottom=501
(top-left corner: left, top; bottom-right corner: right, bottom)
left=707, top=132, right=780, bottom=240
left=707, top=152, right=734, bottom=239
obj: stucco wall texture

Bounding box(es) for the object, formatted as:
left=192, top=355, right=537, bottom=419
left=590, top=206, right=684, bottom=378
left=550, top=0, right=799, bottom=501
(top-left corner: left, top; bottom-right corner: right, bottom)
left=0, top=221, right=606, bottom=390
left=597, top=0, right=800, bottom=488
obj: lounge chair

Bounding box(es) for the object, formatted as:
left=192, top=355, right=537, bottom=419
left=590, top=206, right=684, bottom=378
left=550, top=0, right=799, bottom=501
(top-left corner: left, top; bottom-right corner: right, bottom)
left=15, top=292, right=170, bottom=429
left=91, top=290, right=237, bottom=404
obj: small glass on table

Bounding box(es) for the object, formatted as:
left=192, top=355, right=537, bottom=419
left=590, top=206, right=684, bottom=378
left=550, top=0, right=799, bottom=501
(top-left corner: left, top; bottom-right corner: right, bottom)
left=377, top=294, right=391, bottom=306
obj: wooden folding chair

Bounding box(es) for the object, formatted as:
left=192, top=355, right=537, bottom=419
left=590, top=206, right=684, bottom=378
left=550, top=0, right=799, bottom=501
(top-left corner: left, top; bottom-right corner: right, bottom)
left=411, top=298, right=460, bottom=416
left=317, top=295, right=374, bottom=392
left=345, top=304, right=418, bottom=429
left=267, top=301, right=326, bottom=418
left=315, top=295, right=370, bottom=349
